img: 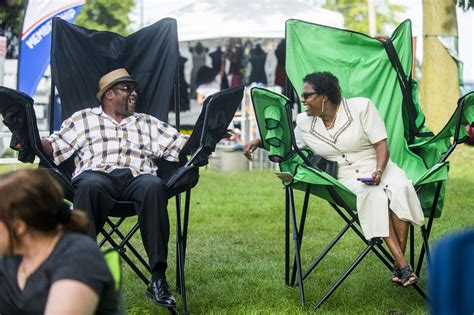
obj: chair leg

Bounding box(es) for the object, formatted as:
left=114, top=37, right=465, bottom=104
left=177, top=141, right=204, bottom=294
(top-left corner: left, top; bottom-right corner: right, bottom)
left=285, top=187, right=290, bottom=286
left=116, top=223, right=150, bottom=270
left=415, top=181, right=442, bottom=276
left=313, top=239, right=381, bottom=309
left=288, top=187, right=305, bottom=306
left=410, top=224, right=415, bottom=267
left=303, top=221, right=353, bottom=280
left=183, top=190, right=192, bottom=259
left=175, top=194, right=188, bottom=315
left=416, top=225, right=432, bottom=276
left=290, top=184, right=311, bottom=286
left=100, top=228, right=149, bottom=285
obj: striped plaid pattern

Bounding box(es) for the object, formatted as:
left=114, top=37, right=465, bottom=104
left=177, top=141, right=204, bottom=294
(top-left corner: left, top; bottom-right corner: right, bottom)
left=47, top=107, right=187, bottom=178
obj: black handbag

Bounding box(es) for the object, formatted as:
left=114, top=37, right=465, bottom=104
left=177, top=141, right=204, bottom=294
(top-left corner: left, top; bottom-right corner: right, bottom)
left=307, top=153, right=338, bottom=178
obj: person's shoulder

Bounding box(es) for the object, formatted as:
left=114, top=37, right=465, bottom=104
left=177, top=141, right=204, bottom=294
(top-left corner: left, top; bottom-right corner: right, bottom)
left=137, top=112, right=165, bottom=125
left=345, top=97, right=374, bottom=112
left=59, top=232, right=101, bottom=253
left=346, top=96, right=372, bottom=106
left=69, top=108, right=97, bottom=120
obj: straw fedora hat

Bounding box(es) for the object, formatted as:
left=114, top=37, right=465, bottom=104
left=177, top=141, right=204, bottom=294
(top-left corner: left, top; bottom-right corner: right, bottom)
left=96, top=68, right=139, bottom=101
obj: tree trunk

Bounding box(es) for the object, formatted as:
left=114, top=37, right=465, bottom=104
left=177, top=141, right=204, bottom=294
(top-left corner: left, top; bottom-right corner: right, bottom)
left=420, top=0, right=460, bottom=133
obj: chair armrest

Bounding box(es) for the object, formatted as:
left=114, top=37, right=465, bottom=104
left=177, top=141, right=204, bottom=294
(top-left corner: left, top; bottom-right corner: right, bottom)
left=165, top=165, right=199, bottom=198
left=414, top=162, right=449, bottom=187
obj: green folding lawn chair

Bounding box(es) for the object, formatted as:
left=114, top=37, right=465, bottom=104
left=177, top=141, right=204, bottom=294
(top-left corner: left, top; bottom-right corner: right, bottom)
left=250, top=18, right=474, bottom=309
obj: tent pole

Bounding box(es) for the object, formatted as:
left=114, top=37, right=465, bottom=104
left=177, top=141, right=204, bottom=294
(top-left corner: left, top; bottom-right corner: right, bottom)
left=174, top=59, right=181, bottom=131
left=49, top=76, right=55, bottom=134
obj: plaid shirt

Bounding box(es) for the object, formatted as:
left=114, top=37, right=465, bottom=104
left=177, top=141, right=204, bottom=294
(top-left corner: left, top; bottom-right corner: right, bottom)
left=47, top=107, right=188, bottom=178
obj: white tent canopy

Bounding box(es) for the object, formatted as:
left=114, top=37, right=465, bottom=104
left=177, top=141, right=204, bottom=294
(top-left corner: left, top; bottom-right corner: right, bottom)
left=166, top=0, right=345, bottom=42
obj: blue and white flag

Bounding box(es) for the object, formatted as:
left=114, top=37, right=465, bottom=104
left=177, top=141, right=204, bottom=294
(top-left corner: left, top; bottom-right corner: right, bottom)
left=18, top=0, right=85, bottom=96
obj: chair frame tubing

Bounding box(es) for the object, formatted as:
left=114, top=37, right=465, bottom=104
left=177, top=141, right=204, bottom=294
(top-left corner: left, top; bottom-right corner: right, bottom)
left=285, top=183, right=429, bottom=309
left=96, top=189, right=192, bottom=315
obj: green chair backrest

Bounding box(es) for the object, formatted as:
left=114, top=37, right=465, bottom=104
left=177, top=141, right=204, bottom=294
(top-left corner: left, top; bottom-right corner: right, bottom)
left=284, top=19, right=474, bottom=217
left=285, top=19, right=429, bottom=183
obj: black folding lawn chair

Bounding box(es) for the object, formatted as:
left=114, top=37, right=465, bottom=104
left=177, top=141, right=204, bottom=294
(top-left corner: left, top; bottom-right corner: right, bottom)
left=0, top=16, right=244, bottom=314
left=0, top=82, right=244, bottom=314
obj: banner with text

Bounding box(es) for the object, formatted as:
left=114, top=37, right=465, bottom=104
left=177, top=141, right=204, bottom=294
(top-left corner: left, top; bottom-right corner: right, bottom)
left=18, top=0, right=85, bottom=96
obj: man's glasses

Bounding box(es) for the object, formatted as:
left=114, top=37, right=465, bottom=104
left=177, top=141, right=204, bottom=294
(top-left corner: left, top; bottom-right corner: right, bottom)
left=113, top=84, right=141, bottom=95
left=300, top=92, right=318, bottom=100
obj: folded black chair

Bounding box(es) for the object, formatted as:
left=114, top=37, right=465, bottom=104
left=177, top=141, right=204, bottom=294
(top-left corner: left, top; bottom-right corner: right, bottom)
left=0, top=84, right=244, bottom=314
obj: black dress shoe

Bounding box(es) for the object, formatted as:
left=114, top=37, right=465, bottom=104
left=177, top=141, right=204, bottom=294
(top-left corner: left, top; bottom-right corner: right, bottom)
left=146, top=279, right=177, bottom=307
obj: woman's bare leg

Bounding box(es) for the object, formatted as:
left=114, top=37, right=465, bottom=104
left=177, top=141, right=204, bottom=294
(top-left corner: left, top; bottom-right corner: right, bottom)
left=383, top=214, right=408, bottom=269
left=385, top=211, right=417, bottom=286
left=389, top=211, right=410, bottom=254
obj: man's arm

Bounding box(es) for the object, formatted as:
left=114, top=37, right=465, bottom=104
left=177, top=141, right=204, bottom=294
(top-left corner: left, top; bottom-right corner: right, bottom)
left=41, top=139, right=53, bottom=159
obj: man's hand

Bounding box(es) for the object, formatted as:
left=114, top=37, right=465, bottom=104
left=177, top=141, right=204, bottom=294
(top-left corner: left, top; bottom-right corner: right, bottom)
left=41, top=139, right=53, bottom=159
left=243, top=139, right=262, bottom=161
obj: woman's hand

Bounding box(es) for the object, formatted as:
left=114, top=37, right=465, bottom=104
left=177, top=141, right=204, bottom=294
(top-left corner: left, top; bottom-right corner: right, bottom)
left=243, top=139, right=262, bottom=161
left=369, top=169, right=383, bottom=185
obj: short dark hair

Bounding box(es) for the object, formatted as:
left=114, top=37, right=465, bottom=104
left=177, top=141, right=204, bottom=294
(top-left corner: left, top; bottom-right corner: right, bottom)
left=303, top=71, right=342, bottom=105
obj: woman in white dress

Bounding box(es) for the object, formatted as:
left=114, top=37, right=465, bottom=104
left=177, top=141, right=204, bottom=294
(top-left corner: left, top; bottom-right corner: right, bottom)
left=244, top=71, right=423, bottom=287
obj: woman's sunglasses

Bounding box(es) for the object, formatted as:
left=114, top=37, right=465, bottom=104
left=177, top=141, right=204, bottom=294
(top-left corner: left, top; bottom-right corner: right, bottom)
left=300, top=92, right=318, bottom=100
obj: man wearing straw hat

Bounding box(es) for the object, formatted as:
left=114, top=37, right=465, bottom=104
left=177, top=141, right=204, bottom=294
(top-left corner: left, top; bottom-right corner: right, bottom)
left=41, top=68, right=187, bottom=308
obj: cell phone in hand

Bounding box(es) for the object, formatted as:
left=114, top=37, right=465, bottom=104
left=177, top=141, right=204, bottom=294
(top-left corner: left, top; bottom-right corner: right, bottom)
left=357, top=177, right=374, bottom=182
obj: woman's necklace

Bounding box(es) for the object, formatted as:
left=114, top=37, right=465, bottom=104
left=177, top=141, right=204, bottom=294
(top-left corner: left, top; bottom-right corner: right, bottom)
left=324, top=104, right=340, bottom=130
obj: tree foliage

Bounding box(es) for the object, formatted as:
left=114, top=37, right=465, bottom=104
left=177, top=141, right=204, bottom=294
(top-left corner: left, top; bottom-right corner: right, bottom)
left=321, top=0, right=405, bottom=36
left=457, top=0, right=474, bottom=9
left=0, top=0, right=25, bottom=58
left=74, top=0, right=135, bottom=35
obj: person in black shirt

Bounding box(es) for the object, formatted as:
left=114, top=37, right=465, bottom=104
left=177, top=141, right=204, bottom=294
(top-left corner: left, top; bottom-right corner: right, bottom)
left=0, top=169, right=119, bottom=314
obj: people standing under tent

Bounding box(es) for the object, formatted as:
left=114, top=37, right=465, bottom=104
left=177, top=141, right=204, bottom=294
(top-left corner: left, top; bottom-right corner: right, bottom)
left=274, top=39, right=287, bottom=92
left=190, top=41, right=208, bottom=98
left=227, top=39, right=243, bottom=88
left=209, top=46, right=229, bottom=90
left=195, top=52, right=226, bottom=106
left=249, top=44, right=267, bottom=85
left=240, top=40, right=253, bottom=85
left=169, top=55, right=190, bottom=112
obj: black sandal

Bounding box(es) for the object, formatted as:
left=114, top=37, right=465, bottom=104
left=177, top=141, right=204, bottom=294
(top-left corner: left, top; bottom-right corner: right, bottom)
left=400, top=265, right=417, bottom=287
left=390, top=266, right=402, bottom=285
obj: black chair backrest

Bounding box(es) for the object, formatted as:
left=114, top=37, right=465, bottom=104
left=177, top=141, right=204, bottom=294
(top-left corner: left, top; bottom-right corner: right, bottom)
left=0, top=86, right=75, bottom=200
left=181, top=85, right=245, bottom=166
left=0, top=86, right=35, bottom=163
left=51, top=17, right=179, bottom=123
left=166, top=86, right=244, bottom=196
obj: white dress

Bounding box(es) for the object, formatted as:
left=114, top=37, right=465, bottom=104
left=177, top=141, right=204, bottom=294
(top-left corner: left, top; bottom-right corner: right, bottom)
left=294, top=97, right=424, bottom=240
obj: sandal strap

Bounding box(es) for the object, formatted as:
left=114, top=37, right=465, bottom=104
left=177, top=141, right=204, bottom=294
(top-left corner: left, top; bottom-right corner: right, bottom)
left=400, top=265, right=417, bottom=281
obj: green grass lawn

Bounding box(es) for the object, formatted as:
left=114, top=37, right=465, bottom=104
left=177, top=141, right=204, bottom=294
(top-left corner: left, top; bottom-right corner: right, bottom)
left=117, top=144, right=474, bottom=314
left=1, top=145, right=473, bottom=314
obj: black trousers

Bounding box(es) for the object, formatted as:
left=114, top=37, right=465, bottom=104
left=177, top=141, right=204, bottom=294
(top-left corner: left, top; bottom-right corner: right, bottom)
left=72, top=169, right=169, bottom=272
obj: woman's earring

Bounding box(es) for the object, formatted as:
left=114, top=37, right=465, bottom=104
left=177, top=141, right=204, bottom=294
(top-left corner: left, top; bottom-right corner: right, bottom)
left=322, top=99, right=326, bottom=113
